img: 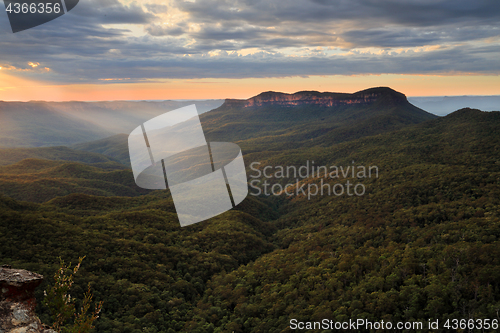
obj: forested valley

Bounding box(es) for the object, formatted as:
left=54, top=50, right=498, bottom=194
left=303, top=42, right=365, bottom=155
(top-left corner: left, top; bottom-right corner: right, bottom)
left=1, top=89, right=499, bottom=332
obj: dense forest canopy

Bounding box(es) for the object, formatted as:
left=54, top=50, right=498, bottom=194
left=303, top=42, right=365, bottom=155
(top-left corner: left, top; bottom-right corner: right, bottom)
left=1, top=88, right=499, bottom=332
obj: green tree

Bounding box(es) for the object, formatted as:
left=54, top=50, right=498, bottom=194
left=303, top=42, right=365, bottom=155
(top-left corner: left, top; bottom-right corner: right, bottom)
left=44, top=257, right=103, bottom=333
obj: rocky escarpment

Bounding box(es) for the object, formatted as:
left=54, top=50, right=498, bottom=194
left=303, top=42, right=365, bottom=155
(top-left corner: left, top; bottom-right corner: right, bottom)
left=0, top=266, right=54, bottom=333
left=224, top=87, right=408, bottom=108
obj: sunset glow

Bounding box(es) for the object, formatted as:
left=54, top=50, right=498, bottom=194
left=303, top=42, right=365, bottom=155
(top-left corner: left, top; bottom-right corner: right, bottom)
left=1, top=0, right=499, bottom=101
left=0, top=74, right=499, bottom=102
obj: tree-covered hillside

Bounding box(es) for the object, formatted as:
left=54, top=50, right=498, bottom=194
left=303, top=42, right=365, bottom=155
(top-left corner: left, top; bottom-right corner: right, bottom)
left=192, top=108, right=500, bottom=332
left=0, top=192, right=277, bottom=333
left=0, top=146, right=124, bottom=166
left=0, top=158, right=147, bottom=203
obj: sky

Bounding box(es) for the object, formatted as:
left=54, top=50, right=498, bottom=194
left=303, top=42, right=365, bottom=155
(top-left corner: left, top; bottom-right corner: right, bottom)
left=0, top=0, right=499, bottom=101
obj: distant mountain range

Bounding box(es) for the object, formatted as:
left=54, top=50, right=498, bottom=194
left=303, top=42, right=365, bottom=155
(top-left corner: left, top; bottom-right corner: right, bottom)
left=0, top=99, right=224, bottom=148
left=409, top=95, right=500, bottom=116
left=2, top=89, right=498, bottom=151
left=72, top=87, right=437, bottom=165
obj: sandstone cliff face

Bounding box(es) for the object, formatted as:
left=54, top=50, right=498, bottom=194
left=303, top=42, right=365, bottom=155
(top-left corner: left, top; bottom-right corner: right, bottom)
left=244, top=92, right=380, bottom=107
left=0, top=266, right=54, bottom=333
left=224, top=87, right=407, bottom=108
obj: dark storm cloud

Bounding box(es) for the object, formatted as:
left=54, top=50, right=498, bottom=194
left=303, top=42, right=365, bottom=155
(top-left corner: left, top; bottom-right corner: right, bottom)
left=0, top=0, right=173, bottom=71
left=0, top=0, right=498, bottom=83
left=176, top=0, right=500, bottom=27
left=191, top=25, right=334, bottom=45
left=343, top=26, right=500, bottom=48
left=12, top=42, right=496, bottom=83
left=174, top=0, right=500, bottom=48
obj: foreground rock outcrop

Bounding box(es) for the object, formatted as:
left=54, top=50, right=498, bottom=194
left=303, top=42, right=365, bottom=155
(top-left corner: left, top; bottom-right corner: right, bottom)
left=0, top=266, right=54, bottom=333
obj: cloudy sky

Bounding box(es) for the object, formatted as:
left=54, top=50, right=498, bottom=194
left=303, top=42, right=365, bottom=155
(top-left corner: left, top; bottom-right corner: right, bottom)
left=0, top=0, right=499, bottom=100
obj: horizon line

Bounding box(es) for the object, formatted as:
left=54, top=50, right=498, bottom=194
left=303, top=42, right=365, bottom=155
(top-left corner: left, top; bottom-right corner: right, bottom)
left=1, top=94, right=500, bottom=103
